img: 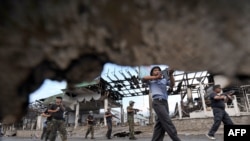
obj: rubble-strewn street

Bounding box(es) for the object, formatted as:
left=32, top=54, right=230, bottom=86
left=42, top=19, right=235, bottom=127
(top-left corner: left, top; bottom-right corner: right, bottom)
left=1, top=134, right=224, bottom=141
left=1, top=124, right=226, bottom=141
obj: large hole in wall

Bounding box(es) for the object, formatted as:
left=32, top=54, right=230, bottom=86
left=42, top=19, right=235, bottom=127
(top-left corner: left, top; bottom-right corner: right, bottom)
left=28, top=62, right=205, bottom=116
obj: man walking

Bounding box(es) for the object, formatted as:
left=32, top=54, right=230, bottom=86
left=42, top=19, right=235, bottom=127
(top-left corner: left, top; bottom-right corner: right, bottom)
left=48, top=96, right=67, bottom=141
left=142, top=66, right=181, bottom=141
left=206, top=84, right=234, bottom=140
left=85, top=111, right=95, bottom=139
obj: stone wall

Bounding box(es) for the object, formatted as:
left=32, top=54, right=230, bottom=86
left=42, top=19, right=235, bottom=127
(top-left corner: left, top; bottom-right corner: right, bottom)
left=173, top=115, right=250, bottom=134
left=16, top=130, right=42, bottom=138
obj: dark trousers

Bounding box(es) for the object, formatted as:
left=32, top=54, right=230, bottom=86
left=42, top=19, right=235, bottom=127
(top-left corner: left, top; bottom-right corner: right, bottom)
left=41, top=127, right=47, bottom=140
left=151, top=99, right=181, bottom=141
left=208, top=108, right=234, bottom=136
left=44, top=121, right=52, bottom=141
left=106, top=121, right=112, bottom=138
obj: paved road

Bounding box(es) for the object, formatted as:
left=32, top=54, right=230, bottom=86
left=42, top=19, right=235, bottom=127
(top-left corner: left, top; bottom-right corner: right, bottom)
left=0, top=134, right=224, bottom=141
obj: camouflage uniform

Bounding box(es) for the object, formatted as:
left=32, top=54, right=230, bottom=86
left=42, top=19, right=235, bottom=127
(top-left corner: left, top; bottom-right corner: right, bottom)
left=85, top=112, right=95, bottom=139
left=48, top=104, right=67, bottom=141
left=127, top=105, right=136, bottom=139
left=49, top=119, right=67, bottom=141
left=41, top=108, right=53, bottom=141
left=44, top=120, right=52, bottom=141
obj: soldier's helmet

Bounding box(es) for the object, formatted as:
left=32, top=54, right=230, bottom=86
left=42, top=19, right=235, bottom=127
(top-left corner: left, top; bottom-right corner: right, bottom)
left=129, top=100, right=135, bottom=105
left=89, top=111, right=93, bottom=114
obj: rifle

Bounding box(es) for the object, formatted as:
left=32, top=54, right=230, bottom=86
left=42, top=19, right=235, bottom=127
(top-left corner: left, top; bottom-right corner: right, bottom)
left=221, top=90, right=235, bottom=96
left=221, top=90, right=236, bottom=101
left=161, top=68, right=175, bottom=80
left=133, top=108, right=142, bottom=114
left=111, top=114, right=120, bottom=120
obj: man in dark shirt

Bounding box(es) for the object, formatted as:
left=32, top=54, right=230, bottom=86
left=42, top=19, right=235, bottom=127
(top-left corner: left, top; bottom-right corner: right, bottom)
left=206, top=85, right=234, bottom=140
left=105, top=107, right=119, bottom=139
left=105, top=107, right=113, bottom=139
left=85, top=111, right=95, bottom=139
left=48, top=96, right=67, bottom=141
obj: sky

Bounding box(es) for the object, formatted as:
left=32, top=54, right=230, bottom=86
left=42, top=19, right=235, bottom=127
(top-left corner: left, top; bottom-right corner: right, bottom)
left=29, top=79, right=67, bottom=102
left=29, top=63, right=181, bottom=114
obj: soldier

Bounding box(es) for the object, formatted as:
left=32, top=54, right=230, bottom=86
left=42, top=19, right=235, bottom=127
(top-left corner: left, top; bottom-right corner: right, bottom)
left=41, top=103, right=53, bottom=141
left=48, top=96, right=67, bottom=141
left=85, top=111, right=95, bottom=139
left=105, top=107, right=120, bottom=139
left=41, top=120, right=48, bottom=140
left=127, top=100, right=140, bottom=140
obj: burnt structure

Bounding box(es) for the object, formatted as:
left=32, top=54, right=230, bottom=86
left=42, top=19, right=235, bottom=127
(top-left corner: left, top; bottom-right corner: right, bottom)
left=49, top=67, right=250, bottom=119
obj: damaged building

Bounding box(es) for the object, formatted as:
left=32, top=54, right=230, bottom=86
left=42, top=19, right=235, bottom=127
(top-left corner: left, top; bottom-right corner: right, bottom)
left=6, top=65, right=249, bottom=136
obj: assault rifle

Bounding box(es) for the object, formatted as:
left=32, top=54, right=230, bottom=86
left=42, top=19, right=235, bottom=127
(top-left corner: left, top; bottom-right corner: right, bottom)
left=161, top=68, right=169, bottom=80
left=133, top=108, right=142, bottom=114
left=111, top=113, right=120, bottom=120
left=161, top=68, right=175, bottom=80
left=221, top=90, right=236, bottom=101
left=221, top=90, right=235, bottom=96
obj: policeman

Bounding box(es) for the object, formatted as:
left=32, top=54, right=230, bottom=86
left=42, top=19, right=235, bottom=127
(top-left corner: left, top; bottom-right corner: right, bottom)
left=142, top=66, right=181, bottom=141
left=206, top=85, right=234, bottom=140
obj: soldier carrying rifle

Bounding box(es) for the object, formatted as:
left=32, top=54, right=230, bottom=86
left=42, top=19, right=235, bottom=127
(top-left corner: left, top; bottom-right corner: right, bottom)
left=127, top=100, right=141, bottom=140
left=105, top=107, right=120, bottom=139
left=85, top=111, right=96, bottom=139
